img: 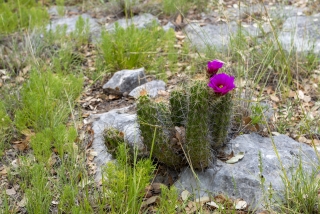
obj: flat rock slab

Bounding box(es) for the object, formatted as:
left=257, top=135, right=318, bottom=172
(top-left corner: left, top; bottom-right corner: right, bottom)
left=129, top=80, right=166, bottom=98
left=105, top=13, right=159, bottom=31
left=90, top=105, right=145, bottom=181
left=175, top=133, right=318, bottom=210
left=184, top=22, right=268, bottom=51
left=46, top=14, right=101, bottom=39
left=103, top=68, right=147, bottom=96
left=279, top=14, right=320, bottom=54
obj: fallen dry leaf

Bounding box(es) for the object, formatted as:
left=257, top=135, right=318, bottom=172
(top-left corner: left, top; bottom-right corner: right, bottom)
left=141, top=196, right=160, bottom=208
left=226, top=152, right=245, bottom=164
left=157, top=90, right=169, bottom=96
left=6, top=188, right=16, bottom=196
left=181, top=190, right=191, bottom=201
left=235, top=200, right=247, bottom=210
left=195, top=196, right=210, bottom=204
left=139, top=88, right=148, bottom=97
left=0, top=166, right=8, bottom=176
left=12, top=141, right=29, bottom=152
left=17, top=196, right=27, bottom=207
left=206, top=201, right=224, bottom=209
left=297, top=90, right=304, bottom=99
left=270, top=94, right=280, bottom=102
left=298, top=136, right=308, bottom=143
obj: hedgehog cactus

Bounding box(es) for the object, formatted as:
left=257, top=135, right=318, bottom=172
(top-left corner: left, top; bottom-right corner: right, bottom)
left=136, top=59, right=235, bottom=170
left=184, top=81, right=212, bottom=169
left=209, top=93, right=233, bottom=148
left=169, top=89, right=187, bottom=126
left=137, top=95, right=185, bottom=169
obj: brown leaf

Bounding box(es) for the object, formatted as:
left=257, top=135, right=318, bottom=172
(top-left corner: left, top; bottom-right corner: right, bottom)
left=157, top=90, right=169, bottom=96
left=298, top=136, right=307, bottom=143
left=141, top=196, right=160, bottom=208
left=270, top=94, right=280, bottom=102
left=0, top=166, right=7, bottom=176
left=139, top=89, right=148, bottom=97
left=242, top=116, right=260, bottom=132
left=226, top=151, right=234, bottom=160
left=174, top=13, right=183, bottom=25
left=12, top=141, right=29, bottom=152
left=288, top=90, right=296, bottom=98
left=108, top=94, right=119, bottom=100
left=243, top=116, right=252, bottom=125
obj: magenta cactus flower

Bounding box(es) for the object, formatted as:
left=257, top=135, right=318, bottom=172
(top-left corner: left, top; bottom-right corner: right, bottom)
left=208, top=73, right=235, bottom=95
left=207, top=59, right=225, bottom=76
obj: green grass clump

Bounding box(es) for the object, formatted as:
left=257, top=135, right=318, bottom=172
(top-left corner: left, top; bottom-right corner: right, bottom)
left=104, top=127, right=128, bottom=160
left=24, top=163, right=52, bottom=213
left=0, top=101, right=12, bottom=157
left=31, top=125, right=77, bottom=164
left=0, top=0, right=49, bottom=34
left=102, top=143, right=155, bottom=213
left=14, top=69, right=83, bottom=132
left=100, top=22, right=178, bottom=79
left=278, top=162, right=320, bottom=213
left=162, top=0, right=208, bottom=15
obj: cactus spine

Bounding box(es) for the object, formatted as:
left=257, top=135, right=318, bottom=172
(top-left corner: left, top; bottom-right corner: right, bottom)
left=209, top=93, right=233, bottom=148
left=169, top=89, right=187, bottom=126
left=137, top=95, right=185, bottom=169
left=184, top=81, right=212, bottom=170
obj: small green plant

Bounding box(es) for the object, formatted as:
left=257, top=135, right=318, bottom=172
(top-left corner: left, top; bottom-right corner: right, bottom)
left=109, top=0, right=139, bottom=17
left=250, top=103, right=268, bottom=126
left=162, top=0, right=208, bottom=16
left=0, top=100, right=12, bottom=157
left=158, top=185, right=180, bottom=213
left=72, top=15, right=90, bottom=46
left=24, top=163, right=52, bottom=213
left=279, top=161, right=320, bottom=213
left=14, top=69, right=83, bottom=132
left=0, top=0, right=49, bottom=34
left=100, top=22, right=178, bottom=79
left=56, top=0, right=65, bottom=16
left=102, top=143, right=155, bottom=213
left=31, top=125, right=77, bottom=164
left=137, top=60, right=235, bottom=170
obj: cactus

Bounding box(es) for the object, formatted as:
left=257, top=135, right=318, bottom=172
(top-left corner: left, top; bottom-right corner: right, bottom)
left=169, top=89, right=187, bottom=126
left=184, top=81, right=213, bottom=170
left=137, top=95, right=185, bottom=169
left=209, top=93, right=233, bottom=148
left=135, top=59, right=235, bottom=171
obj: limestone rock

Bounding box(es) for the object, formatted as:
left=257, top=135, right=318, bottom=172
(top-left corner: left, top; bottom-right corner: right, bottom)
left=129, top=80, right=166, bottom=98
left=184, top=22, right=268, bottom=51
left=90, top=105, right=144, bottom=181
left=103, top=68, right=146, bottom=96
left=163, top=21, right=175, bottom=31
left=184, top=23, right=236, bottom=51
left=46, top=14, right=101, bottom=40
left=279, top=14, right=320, bottom=54
left=105, top=13, right=159, bottom=31
left=175, top=133, right=318, bottom=210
